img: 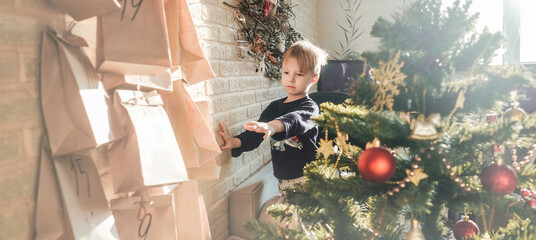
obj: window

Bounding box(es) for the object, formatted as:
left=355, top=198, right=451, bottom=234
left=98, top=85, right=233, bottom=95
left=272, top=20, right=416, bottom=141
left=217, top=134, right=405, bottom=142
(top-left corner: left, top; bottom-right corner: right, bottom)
left=470, top=0, right=503, bottom=65
left=519, top=0, right=536, bottom=63
left=443, top=0, right=536, bottom=66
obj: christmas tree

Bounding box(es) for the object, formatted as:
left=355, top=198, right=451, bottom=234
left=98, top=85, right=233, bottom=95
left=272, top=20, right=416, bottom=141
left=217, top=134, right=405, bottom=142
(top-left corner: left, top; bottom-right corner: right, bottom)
left=247, top=0, right=536, bottom=239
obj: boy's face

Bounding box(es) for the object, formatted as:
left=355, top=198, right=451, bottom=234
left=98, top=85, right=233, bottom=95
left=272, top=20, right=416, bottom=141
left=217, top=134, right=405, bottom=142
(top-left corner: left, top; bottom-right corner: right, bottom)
left=281, top=57, right=319, bottom=102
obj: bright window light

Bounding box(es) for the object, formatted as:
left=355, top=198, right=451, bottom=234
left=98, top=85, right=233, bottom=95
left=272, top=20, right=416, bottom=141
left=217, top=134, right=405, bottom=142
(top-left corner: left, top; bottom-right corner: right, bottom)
left=470, top=0, right=503, bottom=33
left=520, top=0, right=536, bottom=63
left=469, top=0, right=503, bottom=65
left=442, top=0, right=503, bottom=65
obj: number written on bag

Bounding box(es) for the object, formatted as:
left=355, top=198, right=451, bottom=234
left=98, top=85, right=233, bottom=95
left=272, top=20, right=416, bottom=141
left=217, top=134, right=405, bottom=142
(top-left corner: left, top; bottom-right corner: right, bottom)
left=111, top=194, right=176, bottom=239
left=120, top=0, right=144, bottom=21
left=69, top=156, right=91, bottom=198
left=138, top=213, right=152, bottom=240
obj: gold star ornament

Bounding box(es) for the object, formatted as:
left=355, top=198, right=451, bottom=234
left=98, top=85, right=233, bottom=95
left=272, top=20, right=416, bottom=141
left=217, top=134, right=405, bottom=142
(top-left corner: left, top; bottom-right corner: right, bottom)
left=370, top=50, right=407, bottom=111
left=406, top=168, right=428, bottom=186
left=335, top=134, right=349, bottom=153
left=318, top=138, right=335, bottom=160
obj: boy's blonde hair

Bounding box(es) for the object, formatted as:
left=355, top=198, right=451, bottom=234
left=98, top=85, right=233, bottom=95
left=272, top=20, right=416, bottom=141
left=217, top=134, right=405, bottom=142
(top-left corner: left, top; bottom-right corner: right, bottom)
left=282, top=40, right=328, bottom=75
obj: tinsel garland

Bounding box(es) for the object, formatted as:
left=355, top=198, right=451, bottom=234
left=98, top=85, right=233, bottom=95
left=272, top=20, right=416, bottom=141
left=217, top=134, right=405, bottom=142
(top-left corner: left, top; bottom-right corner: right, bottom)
left=224, top=0, right=302, bottom=80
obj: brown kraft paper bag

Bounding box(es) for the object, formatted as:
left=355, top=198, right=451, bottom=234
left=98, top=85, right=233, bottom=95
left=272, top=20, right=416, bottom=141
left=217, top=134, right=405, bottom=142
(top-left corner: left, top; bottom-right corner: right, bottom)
left=35, top=138, right=119, bottom=239
left=161, top=80, right=221, bottom=169
left=34, top=140, right=71, bottom=240
left=177, top=0, right=216, bottom=84
left=101, top=69, right=173, bottom=92
left=173, top=180, right=211, bottom=240
left=111, top=194, right=178, bottom=240
left=164, top=0, right=180, bottom=70
left=186, top=100, right=221, bottom=181
left=51, top=0, right=121, bottom=21
left=40, top=27, right=122, bottom=157
left=97, top=0, right=171, bottom=76
left=98, top=0, right=180, bottom=92
left=109, top=90, right=189, bottom=193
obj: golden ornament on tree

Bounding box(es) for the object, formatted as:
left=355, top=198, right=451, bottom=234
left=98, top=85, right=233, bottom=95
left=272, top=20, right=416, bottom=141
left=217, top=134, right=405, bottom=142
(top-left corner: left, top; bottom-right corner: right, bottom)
left=480, top=232, right=492, bottom=240
left=504, top=105, right=526, bottom=121
left=406, top=168, right=428, bottom=186
left=318, top=138, right=335, bottom=160
left=370, top=50, right=407, bottom=111
left=335, top=133, right=349, bottom=153
left=405, top=219, right=425, bottom=240
left=409, top=113, right=441, bottom=140
left=504, top=91, right=527, bottom=121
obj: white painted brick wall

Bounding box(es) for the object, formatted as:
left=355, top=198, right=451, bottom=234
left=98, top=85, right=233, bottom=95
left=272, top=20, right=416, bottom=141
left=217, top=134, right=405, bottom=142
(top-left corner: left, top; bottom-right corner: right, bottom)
left=220, top=92, right=242, bottom=112
left=229, top=77, right=248, bottom=92
left=225, top=45, right=240, bottom=61
left=239, top=91, right=256, bottom=106
left=247, top=77, right=262, bottom=90
left=246, top=103, right=262, bottom=119
left=238, top=62, right=257, bottom=75
left=232, top=165, right=251, bottom=186
left=206, top=77, right=229, bottom=95
left=228, top=107, right=247, bottom=124
left=219, top=61, right=241, bottom=76
left=207, top=97, right=222, bottom=114
left=197, top=24, right=221, bottom=41
left=204, top=42, right=227, bottom=60
left=206, top=197, right=230, bottom=240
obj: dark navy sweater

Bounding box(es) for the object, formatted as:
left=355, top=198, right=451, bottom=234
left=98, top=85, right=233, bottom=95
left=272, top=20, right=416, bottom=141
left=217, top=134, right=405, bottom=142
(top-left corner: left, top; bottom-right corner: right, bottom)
left=231, top=96, right=319, bottom=179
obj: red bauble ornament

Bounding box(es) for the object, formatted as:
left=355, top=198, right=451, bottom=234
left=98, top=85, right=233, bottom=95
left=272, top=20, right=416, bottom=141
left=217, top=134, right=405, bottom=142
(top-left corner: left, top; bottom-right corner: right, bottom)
left=480, top=163, right=517, bottom=195
left=529, top=200, right=536, bottom=209
left=521, top=188, right=531, bottom=198
left=453, top=217, right=480, bottom=240
left=358, top=147, right=396, bottom=184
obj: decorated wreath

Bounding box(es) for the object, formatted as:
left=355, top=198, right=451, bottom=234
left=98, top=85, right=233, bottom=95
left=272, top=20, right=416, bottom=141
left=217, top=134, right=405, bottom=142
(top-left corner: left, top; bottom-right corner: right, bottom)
left=224, top=0, right=303, bottom=80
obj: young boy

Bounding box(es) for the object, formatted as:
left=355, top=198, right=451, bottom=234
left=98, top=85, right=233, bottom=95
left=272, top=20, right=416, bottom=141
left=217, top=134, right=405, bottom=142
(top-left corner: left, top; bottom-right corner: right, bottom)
left=217, top=40, right=328, bottom=192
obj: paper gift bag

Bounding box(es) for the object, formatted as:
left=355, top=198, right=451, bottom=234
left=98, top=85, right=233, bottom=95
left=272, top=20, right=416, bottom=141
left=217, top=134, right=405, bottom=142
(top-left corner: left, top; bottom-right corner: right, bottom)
left=111, top=194, right=178, bottom=240
left=177, top=0, right=215, bottom=84
left=97, top=0, right=171, bottom=76
left=53, top=153, right=119, bottom=239
left=35, top=140, right=71, bottom=240
left=109, top=90, right=189, bottom=193
left=51, top=0, right=121, bottom=21
left=173, top=180, right=211, bottom=240
left=164, top=0, right=180, bottom=69
left=68, top=19, right=98, bottom=69
left=193, top=99, right=222, bottom=165
left=35, top=137, right=118, bottom=240
left=40, top=27, right=122, bottom=156
left=161, top=81, right=196, bottom=167
left=187, top=158, right=220, bottom=181
left=101, top=69, right=173, bottom=92
left=161, top=80, right=221, bottom=169
left=185, top=99, right=221, bottom=181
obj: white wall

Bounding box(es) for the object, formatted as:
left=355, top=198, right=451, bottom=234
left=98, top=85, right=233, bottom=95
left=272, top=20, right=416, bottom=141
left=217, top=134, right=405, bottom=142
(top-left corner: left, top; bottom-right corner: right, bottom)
left=318, top=0, right=407, bottom=59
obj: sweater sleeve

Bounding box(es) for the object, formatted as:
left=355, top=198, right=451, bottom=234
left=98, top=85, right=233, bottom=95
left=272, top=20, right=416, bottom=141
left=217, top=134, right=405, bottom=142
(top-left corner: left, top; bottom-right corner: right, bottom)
left=231, top=101, right=276, bottom=157
left=273, top=100, right=319, bottom=141
left=231, top=131, right=264, bottom=157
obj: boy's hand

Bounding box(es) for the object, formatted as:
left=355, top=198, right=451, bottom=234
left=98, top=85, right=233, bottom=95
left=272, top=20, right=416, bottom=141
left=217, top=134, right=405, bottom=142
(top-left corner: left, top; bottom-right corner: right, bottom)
left=216, top=122, right=240, bottom=150
left=244, top=121, right=278, bottom=139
